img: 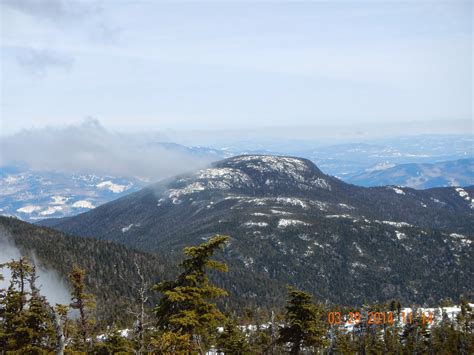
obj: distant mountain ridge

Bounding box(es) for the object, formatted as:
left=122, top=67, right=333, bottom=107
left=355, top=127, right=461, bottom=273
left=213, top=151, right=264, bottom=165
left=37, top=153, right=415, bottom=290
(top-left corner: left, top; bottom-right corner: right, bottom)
left=347, top=158, right=474, bottom=189
left=40, top=155, right=474, bottom=306
left=3, top=136, right=473, bottom=222
left=0, top=167, right=144, bottom=222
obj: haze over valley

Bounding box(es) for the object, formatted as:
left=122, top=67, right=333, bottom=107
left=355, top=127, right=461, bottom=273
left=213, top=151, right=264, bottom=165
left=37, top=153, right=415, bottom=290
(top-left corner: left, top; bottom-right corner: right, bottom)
left=0, top=0, right=472, bottom=352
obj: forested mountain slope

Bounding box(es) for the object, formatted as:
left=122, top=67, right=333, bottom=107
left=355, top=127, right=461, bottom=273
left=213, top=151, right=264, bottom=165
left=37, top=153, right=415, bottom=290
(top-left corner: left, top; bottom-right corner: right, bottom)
left=0, top=216, right=169, bottom=326
left=39, top=155, right=474, bottom=305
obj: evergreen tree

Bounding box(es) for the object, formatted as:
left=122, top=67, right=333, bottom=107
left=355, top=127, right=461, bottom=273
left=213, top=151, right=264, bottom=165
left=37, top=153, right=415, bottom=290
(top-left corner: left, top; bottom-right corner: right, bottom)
left=94, top=327, right=134, bottom=353
left=149, top=330, right=192, bottom=353
left=457, top=297, right=474, bottom=354
left=217, top=317, right=251, bottom=354
left=277, top=287, right=328, bottom=354
left=0, top=258, right=33, bottom=350
left=23, top=265, right=55, bottom=352
left=331, top=327, right=354, bottom=354
left=69, top=265, right=96, bottom=350
left=153, top=235, right=229, bottom=353
left=0, top=258, right=56, bottom=352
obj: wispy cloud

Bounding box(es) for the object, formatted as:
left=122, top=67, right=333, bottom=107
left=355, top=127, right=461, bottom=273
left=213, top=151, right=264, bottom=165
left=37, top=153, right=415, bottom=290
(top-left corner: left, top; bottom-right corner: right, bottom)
left=3, top=0, right=96, bottom=22
left=16, top=47, right=74, bottom=76
left=0, top=231, right=71, bottom=307
left=3, top=0, right=119, bottom=78
left=0, top=119, right=217, bottom=181
left=3, top=0, right=119, bottom=42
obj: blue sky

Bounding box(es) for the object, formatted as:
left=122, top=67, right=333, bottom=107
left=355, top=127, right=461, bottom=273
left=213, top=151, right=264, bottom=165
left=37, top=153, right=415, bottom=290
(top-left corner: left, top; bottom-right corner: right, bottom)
left=1, top=0, right=472, bottom=135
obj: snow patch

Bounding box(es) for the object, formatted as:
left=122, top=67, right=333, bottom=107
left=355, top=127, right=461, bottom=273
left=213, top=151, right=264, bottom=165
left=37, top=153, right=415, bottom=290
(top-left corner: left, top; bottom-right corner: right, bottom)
left=455, top=187, right=470, bottom=200
left=278, top=219, right=311, bottom=228
left=389, top=186, right=405, bottom=195
left=39, top=206, right=63, bottom=216
left=338, top=203, right=354, bottom=210
left=304, top=247, right=314, bottom=257
left=122, top=224, right=134, bottom=233
left=351, top=262, right=367, bottom=269
left=353, top=243, right=363, bottom=254
left=71, top=200, right=95, bottom=209
left=395, top=231, right=407, bottom=240
left=168, top=182, right=206, bottom=199
left=450, top=233, right=472, bottom=246
left=243, top=221, right=268, bottom=228
left=96, top=181, right=129, bottom=193
left=275, top=197, right=308, bottom=209
left=16, top=205, right=41, bottom=214
left=455, top=188, right=473, bottom=208
left=325, top=214, right=353, bottom=219
left=270, top=209, right=292, bottom=216
left=380, top=220, right=412, bottom=228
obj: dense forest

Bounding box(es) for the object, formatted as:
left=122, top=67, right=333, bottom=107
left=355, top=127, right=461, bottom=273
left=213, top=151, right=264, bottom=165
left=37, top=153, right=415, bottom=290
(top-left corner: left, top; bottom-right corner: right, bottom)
left=0, top=235, right=472, bottom=354
left=38, top=155, right=474, bottom=307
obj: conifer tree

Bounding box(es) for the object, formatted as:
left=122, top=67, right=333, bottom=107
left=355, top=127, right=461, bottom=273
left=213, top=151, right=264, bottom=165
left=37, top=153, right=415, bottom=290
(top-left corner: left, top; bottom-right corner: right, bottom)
left=149, top=330, right=192, bottom=353
left=366, top=323, right=385, bottom=354
left=217, top=317, right=250, bottom=353
left=94, top=327, right=134, bottom=353
left=153, top=235, right=229, bottom=353
left=457, top=297, right=474, bottom=354
left=0, top=258, right=34, bottom=350
left=0, top=258, right=56, bottom=352
left=277, top=287, right=328, bottom=354
left=24, top=265, right=55, bottom=352
left=69, top=265, right=96, bottom=350
left=331, top=327, right=354, bottom=354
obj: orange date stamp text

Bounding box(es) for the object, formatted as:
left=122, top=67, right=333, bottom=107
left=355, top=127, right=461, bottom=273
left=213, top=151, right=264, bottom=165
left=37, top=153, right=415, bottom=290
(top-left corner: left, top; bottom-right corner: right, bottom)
left=327, top=311, right=433, bottom=325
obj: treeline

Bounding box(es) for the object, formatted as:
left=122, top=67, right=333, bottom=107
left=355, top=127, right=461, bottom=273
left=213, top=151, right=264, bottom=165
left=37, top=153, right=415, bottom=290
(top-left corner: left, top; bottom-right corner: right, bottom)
left=0, top=235, right=472, bottom=354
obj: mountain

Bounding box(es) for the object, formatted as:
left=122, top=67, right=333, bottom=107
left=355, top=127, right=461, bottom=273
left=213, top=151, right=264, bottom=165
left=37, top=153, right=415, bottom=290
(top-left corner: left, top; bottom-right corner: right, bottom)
left=292, top=135, right=473, bottom=178
left=347, top=159, right=474, bottom=189
left=39, top=155, right=473, bottom=305
left=0, top=141, right=230, bottom=223
left=4, top=135, right=472, bottom=223
left=0, top=167, right=145, bottom=222
left=0, top=216, right=169, bottom=326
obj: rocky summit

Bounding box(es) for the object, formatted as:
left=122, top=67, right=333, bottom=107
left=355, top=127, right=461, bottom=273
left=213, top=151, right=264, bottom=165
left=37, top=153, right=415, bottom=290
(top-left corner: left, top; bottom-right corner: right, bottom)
left=40, top=155, right=474, bottom=306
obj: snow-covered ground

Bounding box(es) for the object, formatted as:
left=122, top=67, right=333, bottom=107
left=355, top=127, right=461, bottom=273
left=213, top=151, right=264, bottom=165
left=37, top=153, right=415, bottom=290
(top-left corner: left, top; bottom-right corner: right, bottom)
left=1, top=168, right=142, bottom=221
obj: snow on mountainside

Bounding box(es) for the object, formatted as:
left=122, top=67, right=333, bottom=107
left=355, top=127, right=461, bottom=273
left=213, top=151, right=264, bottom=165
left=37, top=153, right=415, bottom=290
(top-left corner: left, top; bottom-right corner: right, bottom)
left=3, top=136, right=472, bottom=222
left=40, top=155, right=474, bottom=305
left=165, top=156, right=331, bottom=206
left=348, top=158, right=474, bottom=189
left=0, top=167, right=143, bottom=222
left=290, top=135, right=473, bottom=178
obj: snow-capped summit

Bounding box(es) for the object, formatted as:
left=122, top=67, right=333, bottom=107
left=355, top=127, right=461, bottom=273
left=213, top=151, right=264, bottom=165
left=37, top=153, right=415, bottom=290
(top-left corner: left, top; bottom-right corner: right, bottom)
left=39, top=155, right=474, bottom=308
left=38, top=154, right=473, bottom=306
left=164, top=155, right=333, bottom=205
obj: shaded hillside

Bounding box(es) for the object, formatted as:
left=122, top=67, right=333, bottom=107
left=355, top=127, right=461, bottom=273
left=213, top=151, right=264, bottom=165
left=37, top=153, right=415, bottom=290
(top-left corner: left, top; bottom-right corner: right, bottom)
left=39, top=155, right=474, bottom=305
left=0, top=216, right=170, bottom=326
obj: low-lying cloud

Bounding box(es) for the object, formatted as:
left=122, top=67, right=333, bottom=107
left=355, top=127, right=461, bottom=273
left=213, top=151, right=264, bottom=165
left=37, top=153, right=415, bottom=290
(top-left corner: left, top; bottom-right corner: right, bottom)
left=0, top=119, right=218, bottom=182
left=0, top=232, right=71, bottom=307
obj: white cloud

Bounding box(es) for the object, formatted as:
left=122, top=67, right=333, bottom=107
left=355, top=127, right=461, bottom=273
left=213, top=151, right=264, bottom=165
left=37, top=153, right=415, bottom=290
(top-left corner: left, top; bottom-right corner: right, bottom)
left=0, top=118, right=217, bottom=181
